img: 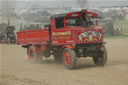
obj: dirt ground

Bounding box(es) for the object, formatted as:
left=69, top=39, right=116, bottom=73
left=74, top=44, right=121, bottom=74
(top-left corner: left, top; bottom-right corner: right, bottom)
left=0, top=38, right=128, bottom=85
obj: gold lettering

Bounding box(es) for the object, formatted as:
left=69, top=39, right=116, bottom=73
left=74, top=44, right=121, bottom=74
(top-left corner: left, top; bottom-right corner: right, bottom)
left=53, top=31, right=71, bottom=36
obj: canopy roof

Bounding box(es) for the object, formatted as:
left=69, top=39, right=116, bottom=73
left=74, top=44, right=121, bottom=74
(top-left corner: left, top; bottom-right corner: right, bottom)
left=51, top=9, right=98, bottom=18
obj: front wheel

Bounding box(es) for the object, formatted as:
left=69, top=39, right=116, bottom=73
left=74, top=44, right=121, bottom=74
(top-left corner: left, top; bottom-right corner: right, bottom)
left=62, top=48, right=77, bottom=69
left=93, top=46, right=107, bottom=66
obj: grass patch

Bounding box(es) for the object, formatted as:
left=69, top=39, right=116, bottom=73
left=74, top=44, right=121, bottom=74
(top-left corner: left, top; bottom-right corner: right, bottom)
left=114, top=19, right=128, bottom=33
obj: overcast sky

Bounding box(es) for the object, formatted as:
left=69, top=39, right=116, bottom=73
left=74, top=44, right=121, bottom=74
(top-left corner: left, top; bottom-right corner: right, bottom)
left=0, top=0, right=128, bottom=10
left=15, top=0, right=128, bottom=7
left=16, top=0, right=128, bottom=1
left=18, top=0, right=127, bottom=1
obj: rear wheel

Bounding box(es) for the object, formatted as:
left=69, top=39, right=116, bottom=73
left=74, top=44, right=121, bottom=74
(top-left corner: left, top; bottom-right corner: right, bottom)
left=93, top=46, right=107, bottom=66
left=62, top=48, right=77, bottom=69
left=28, top=46, right=42, bottom=63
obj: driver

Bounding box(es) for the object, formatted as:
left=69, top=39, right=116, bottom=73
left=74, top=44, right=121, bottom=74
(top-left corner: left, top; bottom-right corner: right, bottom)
left=80, top=10, right=88, bottom=28
left=80, top=10, right=94, bottom=28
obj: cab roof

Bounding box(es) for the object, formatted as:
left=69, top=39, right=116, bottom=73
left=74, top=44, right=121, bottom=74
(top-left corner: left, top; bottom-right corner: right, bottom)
left=50, top=9, right=98, bottom=18
left=50, top=13, right=66, bottom=18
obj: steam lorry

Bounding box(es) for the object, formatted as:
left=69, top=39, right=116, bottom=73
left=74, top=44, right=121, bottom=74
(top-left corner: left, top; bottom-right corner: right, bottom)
left=17, top=9, right=107, bottom=69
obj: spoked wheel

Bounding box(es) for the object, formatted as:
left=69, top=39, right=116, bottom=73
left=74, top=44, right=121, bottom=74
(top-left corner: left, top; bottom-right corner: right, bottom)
left=62, top=48, right=77, bottom=69
left=93, top=46, right=107, bottom=66
left=28, top=46, right=42, bottom=63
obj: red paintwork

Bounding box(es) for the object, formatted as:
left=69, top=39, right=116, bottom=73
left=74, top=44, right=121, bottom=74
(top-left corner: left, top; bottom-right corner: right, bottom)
left=62, top=45, right=75, bottom=49
left=17, top=29, right=49, bottom=45
left=17, top=9, right=103, bottom=50
left=51, top=25, right=103, bottom=46
left=59, top=45, right=75, bottom=58
left=66, top=10, right=98, bottom=18
left=32, top=45, right=42, bottom=54
left=64, top=51, right=71, bottom=66
left=28, top=48, right=34, bottom=61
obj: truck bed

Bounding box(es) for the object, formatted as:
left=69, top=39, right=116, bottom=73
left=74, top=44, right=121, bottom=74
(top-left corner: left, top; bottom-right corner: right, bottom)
left=17, top=29, right=49, bottom=45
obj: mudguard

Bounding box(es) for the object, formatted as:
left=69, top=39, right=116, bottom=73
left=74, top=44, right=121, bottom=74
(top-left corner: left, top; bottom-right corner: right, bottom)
left=59, top=45, right=75, bottom=57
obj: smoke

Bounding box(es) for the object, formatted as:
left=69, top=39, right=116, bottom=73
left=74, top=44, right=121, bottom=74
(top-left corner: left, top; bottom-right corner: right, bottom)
left=57, top=0, right=89, bottom=9
left=77, top=0, right=89, bottom=8
left=1, top=0, right=17, bottom=19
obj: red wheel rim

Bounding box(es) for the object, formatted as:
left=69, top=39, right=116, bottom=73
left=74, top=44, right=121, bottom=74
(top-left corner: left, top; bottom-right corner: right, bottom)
left=29, top=49, right=34, bottom=61
left=64, top=51, right=71, bottom=66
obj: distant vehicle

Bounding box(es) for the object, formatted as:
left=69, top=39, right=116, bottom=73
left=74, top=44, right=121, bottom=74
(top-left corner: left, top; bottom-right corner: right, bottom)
left=17, top=9, right=107, bottom=69
left=0, top=22, right=16, bottom=44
